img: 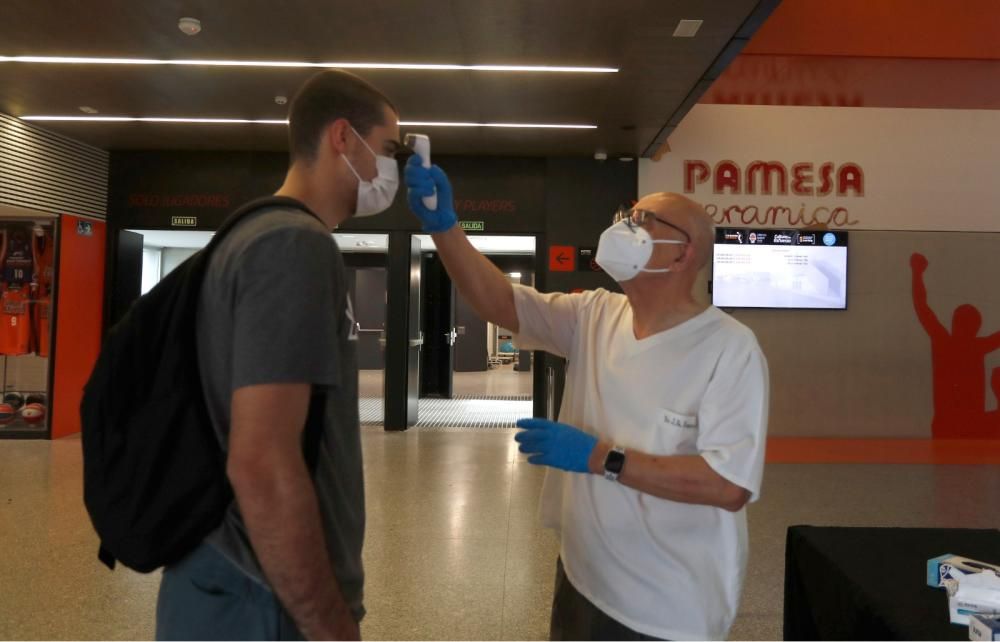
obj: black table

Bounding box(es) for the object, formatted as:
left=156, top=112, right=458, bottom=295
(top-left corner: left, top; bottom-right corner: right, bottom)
left=784, top=526, right=1000, bottom=640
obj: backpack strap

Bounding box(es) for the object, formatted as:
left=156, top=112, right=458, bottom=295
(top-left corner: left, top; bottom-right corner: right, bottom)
left=205, top=196, right=323, bottom=254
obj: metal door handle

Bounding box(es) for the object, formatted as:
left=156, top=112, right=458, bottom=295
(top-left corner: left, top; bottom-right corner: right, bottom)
left=546, top=366, right=556, bottom=420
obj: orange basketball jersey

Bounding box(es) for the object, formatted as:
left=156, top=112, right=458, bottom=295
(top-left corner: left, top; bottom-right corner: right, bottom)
left=0, top=286, right=32, bottom=356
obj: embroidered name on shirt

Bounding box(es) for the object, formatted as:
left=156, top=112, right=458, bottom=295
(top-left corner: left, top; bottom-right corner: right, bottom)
left=662, top=412, right=698, bottom=429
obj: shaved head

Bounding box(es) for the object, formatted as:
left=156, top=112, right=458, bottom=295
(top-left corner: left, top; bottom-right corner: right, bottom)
left=635, top=192, right=715, bottom=271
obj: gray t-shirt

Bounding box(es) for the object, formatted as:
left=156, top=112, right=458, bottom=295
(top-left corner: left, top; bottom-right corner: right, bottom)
left=195, top=206, right=365, bottom=618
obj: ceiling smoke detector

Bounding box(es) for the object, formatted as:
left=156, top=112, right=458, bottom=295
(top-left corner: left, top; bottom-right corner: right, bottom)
left=78, top=106, right=99, bottom=114
left=274, top=95, right=288, bottom=105
left=178, top=17, right=202, bottom=36
left=673, top=19, right=703, bottom=38
left=594, top=150, right=608, bottom=161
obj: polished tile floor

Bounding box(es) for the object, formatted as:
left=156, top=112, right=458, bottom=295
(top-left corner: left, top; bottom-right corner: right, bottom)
left=360, top=365, right=534, bottom=400
left=2, top=430, right=999, bottom=640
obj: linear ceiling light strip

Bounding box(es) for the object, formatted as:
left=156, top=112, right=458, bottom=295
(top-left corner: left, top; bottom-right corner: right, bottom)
left=20, top=116, right=597, bottom=129
left=0, top=56, right=617, bottom=73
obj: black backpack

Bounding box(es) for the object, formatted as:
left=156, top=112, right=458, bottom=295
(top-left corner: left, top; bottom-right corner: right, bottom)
left=81, top=196, right=325, bottom=573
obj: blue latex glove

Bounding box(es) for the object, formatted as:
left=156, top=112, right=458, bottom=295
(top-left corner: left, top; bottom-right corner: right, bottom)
left=514, top=418, right=598, bottom=473
left=404, top=154, right=457, bottom=233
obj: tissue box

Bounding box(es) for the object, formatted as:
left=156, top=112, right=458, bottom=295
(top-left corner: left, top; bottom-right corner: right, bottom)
left=969, top=614, right=1000, bottom=641
left=928, top=555, right=1000, bottom=588
left=946, top=571, right=1000, bottom=626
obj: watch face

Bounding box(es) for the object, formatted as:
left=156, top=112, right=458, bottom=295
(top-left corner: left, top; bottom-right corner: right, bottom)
left=605, top=448, right=625, bottom=474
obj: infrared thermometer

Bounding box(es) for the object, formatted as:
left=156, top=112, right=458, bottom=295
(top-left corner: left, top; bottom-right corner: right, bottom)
left=404, top=133, right=437, bottom=211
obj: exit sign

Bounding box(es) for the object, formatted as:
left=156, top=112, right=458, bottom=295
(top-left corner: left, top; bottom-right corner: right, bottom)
left=171, top=216, right=198, bottom=227
left=460, top=221, right=485, bottom=232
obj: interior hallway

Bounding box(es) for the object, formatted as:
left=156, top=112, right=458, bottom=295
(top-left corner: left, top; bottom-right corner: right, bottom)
left=2, top=432, right=999, bottom=639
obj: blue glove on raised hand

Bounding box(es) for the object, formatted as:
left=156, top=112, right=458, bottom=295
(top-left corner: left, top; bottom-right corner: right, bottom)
left=404, top=154, right=457, bottom=233
left=514, top=417, right=598, bottom=474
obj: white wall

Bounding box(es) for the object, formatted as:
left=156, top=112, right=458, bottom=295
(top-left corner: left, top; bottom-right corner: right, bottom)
left=161, top=248, right=199, bottom=278
left=140, top=248, right=161, bottom=295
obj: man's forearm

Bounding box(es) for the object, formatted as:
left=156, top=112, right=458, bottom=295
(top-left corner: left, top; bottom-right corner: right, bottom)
left=431, top=226, right=519, bottom=332
left=232, top=454, right=353, bottom=639
left=587, top=441, right=749, bottom=511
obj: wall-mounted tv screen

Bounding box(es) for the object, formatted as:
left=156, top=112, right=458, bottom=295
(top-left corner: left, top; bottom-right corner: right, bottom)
left=712, top=229, right=848, bottom=309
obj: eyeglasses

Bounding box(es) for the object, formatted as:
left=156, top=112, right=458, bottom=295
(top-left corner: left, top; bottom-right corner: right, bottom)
left=613, top=206, right=690, bottom=243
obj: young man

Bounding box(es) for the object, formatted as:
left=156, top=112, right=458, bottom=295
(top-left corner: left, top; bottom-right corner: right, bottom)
left=156, top=70, right=401, bottom=641
left=406, top=161, right=769, bottom=641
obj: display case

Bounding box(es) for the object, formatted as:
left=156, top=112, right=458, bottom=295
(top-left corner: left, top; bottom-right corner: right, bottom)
left=0, top=216, right=57, bottom=436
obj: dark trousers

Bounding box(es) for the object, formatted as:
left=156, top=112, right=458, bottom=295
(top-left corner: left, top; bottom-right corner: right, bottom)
left=551, top=558, right=666, bottom=641
left=156, top=543, right=304, bottom=641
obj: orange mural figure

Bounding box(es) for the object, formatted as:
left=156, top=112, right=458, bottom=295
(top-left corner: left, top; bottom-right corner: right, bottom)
left=911, top=253, right=1000, bottom=438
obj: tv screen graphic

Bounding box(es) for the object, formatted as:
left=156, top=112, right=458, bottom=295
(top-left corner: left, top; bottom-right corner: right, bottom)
left=712, top=229, right=848, bottom=310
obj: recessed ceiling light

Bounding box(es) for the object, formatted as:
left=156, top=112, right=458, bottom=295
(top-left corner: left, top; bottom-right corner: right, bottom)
left=509, top=272, right=522, bottom=278
left=0, top=56, right=618, bottom=73
left=619, top=156, right=635, bottom=162
left=78, top=106, right=98, bottom=114
left=19, top=115, right=598, bottom=129
left=178, top=17, right=202, bottom=36
left=673, top=19, right=703, bottom=37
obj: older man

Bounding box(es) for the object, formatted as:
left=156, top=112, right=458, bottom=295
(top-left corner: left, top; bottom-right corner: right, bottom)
left=406, top=158, right=769, bottom=641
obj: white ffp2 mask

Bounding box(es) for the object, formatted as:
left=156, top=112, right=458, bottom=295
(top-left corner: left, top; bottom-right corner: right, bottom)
left=342, top=126, right=399, bottom=217
left=595, top=221, right=685, bottom=282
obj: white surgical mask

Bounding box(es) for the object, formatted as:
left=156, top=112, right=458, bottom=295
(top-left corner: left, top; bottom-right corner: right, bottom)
left=595, top=220, right=686, bottom=282
left=342, top=126, right=399, bottom=217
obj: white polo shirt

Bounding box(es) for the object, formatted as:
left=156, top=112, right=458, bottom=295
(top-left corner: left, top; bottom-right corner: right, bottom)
left=513, top=285, right=769, bottom=640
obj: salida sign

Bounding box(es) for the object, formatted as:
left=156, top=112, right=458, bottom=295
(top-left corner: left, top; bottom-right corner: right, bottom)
left=683, top=160, right=864, bottom=228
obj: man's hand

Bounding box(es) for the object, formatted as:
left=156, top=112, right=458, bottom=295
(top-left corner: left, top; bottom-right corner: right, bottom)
left=910, top=252, right=928, bottom=274
left=514, top=418, right=598, bottom=473
left=405, top=155, right=457, bottom=233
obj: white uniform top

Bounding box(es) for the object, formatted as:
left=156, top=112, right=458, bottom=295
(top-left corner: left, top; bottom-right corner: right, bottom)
left=512, top=285, right=769, bottom=641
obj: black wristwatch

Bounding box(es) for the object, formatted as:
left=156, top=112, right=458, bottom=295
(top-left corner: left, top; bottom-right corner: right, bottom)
left=603, top=446, right=626, bottom=481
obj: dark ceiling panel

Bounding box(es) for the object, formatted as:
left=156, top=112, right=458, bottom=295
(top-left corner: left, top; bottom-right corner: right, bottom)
left=2, top=0, right=772, bottom=156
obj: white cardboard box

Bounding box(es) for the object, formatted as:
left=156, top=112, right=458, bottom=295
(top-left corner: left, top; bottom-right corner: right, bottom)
left=969, top=614, right=1000, bottom=641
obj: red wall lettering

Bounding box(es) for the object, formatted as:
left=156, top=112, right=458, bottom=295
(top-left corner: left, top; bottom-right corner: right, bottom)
left=684, top=159, right=864, bottom=198
left=127, top=194, right=232, bottom=208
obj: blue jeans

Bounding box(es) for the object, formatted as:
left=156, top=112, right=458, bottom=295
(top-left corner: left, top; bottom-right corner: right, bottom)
left=156, top=543, right=304, bottom=641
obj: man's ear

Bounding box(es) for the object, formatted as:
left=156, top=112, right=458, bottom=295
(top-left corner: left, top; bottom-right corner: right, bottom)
left=676, top=242, right=698, bottom=272
left=326, top=118, right=352, bottom=156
